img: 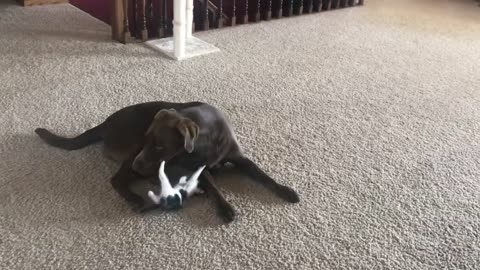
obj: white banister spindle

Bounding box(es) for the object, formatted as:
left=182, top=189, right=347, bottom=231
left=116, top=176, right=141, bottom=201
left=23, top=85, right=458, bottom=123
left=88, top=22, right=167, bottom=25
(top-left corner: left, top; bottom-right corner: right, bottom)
left=186, top=0, right=194, bottom=38
left=173, top=0, right=187, bottom=59
left=145, top=0, right=219, bottom=60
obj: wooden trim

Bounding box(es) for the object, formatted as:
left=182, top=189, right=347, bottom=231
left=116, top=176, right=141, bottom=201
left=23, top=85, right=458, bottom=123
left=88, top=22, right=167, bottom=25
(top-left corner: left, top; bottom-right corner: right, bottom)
left=17, top=0, right=68, bottom=6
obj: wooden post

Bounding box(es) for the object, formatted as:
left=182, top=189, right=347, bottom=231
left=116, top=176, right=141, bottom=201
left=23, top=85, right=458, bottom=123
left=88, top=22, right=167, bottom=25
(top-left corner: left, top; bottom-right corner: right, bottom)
left=165, top=0, right=171, bottom=35
left=231, top=0, right=237, bottom=26
left=322, top=0, right=330, bottom=10
left=204, top=0, right=209, bottom=30
left=264, top=0, right=272, bottom=20
left=286, top=0, right=293, bottom=16
left=296, top=0, right=304, bottom=15
left=140, top=0, right=148, bottom=41
left=218, top=0, right=225, bottom=27
left=123, top=0, right=131, bottom=42
left=158, top=0, right=165, bottom=37
left=111, top=0, right=126, bottom=43
left=276, top=0, right=283, bottom=18
left=330, top=0, right=338, bottom=9
left=304, top=0, right=313, bottom=13
left=173, top=0, right=186, bottom=59
left=314, top=0, right=322, bottom=11
left=255, top=0, right=260, bottom=22
left=243, top=0, right=249, bottom=24
left=186, top=0, right=194, bottom=36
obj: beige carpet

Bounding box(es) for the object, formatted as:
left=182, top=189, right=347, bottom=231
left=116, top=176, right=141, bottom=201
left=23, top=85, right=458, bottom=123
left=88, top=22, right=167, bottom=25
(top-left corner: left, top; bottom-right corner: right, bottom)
left=1, top=0, right=480, bottom=269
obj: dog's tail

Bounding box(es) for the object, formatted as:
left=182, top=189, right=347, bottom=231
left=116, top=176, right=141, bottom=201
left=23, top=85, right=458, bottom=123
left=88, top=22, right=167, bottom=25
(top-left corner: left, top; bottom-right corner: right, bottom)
left=34, top=123, right=104, bottom=150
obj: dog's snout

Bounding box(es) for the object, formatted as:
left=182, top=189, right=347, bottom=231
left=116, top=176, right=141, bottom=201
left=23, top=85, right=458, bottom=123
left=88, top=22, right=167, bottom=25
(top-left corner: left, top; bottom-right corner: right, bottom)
left=132, top=159, right=152, bottom=176
left=132, top=150, right=152, bottom=174
left=131, top=159, right=143, bottom=172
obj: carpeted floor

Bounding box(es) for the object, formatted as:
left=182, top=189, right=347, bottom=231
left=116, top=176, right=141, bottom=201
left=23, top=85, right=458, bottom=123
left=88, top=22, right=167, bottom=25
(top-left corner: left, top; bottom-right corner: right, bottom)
left=1, top=0, right=480, bottom=269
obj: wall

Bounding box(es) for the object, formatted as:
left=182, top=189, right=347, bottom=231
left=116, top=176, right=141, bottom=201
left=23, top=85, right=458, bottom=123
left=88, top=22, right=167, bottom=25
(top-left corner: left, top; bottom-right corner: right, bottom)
left=70, top=0, right=110, bottom=24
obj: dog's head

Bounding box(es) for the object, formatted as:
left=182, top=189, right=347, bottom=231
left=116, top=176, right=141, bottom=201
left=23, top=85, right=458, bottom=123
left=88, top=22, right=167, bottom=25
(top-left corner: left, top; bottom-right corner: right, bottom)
left=131, top=109, right=199, bottom=176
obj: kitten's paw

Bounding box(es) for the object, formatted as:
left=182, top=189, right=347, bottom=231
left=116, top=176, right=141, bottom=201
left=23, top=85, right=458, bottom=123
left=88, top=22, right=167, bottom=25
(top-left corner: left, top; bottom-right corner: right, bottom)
left=147, top=190, right=161, bottom=204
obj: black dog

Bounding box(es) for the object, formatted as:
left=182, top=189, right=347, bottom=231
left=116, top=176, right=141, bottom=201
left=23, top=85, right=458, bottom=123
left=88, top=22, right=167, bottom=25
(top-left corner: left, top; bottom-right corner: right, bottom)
left=35, top=101, right=300, bottom=222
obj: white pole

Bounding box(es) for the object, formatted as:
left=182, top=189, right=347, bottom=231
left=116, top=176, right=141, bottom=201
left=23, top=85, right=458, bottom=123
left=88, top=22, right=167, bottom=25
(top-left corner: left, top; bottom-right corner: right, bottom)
left=186, top=0, right=193, bottom=39
left=173, top=0, right=186, bottom=59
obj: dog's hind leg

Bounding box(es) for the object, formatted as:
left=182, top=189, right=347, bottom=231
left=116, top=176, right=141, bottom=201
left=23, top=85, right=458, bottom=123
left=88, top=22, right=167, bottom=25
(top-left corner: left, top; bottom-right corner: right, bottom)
left=226, top=155, right=300, bottom=203
left=35, top=123, right=104, bottom=150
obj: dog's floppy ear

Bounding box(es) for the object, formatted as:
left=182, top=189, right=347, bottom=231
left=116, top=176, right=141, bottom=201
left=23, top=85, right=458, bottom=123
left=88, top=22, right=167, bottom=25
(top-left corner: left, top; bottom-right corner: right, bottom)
left=146, top=109, right=170, bottom=135
left=177, top=119, right=199, bottom=153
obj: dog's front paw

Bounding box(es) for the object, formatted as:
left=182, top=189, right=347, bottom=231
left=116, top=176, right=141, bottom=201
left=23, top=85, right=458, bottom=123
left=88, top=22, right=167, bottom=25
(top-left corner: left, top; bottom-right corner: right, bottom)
left=277, top=185, right=300, bottom=203
left=218, top=203, right=236, bottom=223
left=128, top=196, right=146, bottom=212
left=138, top=204, right=162, bottom=213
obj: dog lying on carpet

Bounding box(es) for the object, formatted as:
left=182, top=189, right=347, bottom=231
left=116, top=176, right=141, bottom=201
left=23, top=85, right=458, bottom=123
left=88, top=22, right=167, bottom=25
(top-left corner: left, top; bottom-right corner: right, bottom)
left=35, top=101, right=300, bottom=222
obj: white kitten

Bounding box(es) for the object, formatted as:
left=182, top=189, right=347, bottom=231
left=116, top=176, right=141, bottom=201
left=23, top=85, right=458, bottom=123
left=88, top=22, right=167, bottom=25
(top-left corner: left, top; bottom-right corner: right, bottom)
left=147, top=161, right=206, bottom=209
